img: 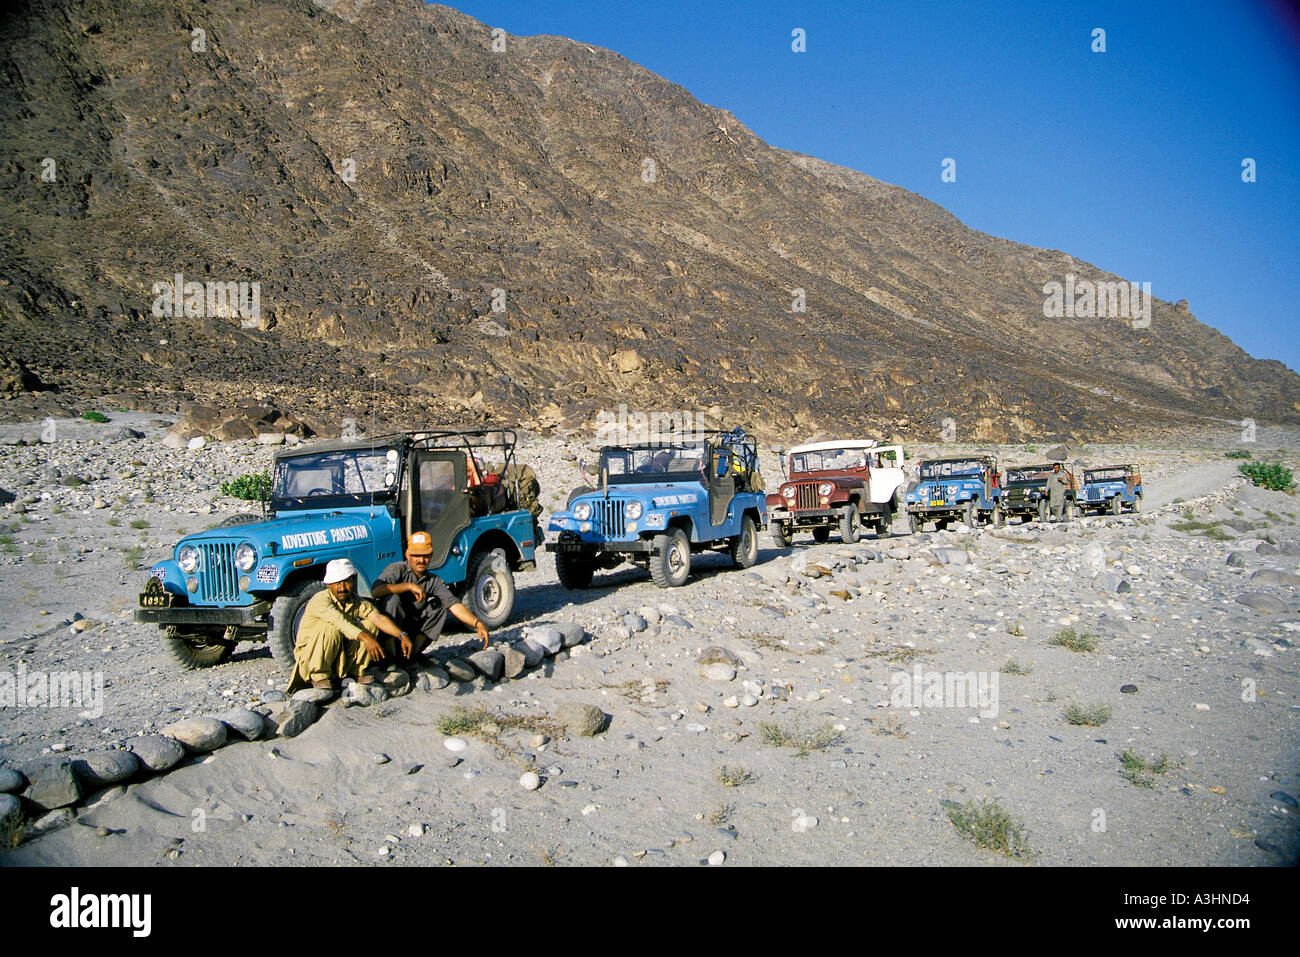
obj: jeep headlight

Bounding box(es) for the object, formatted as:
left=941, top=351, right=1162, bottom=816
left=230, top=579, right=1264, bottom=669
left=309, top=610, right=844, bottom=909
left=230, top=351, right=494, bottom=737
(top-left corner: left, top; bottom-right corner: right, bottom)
left=573, top=502, right=592, bottom=521
left=625, top=501, right=643, bottom=520
left=178, top=545, right=200, bottom=574
left=818, top=483, right=833, bottom=496
left=782, top=486, right=796, bottom=500
left=235, top=543, right=257, bottom=572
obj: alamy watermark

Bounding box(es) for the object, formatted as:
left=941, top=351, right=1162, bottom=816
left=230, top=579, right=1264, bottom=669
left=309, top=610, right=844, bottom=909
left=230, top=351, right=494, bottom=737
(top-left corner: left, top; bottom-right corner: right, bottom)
left=594, top=404, right=710, bottom=447
left=1, top=662, right=104, bottom=718
left=152, top=272, right=261, bottom=328
left=889, top=664, right=999, bottom=719
left=1043, top=275, right=1150, bottom=328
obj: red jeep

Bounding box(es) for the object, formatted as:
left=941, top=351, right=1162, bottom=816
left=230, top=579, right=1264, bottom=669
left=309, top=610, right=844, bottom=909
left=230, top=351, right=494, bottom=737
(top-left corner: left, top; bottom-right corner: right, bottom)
left=768, top=440, right=906, bottom=545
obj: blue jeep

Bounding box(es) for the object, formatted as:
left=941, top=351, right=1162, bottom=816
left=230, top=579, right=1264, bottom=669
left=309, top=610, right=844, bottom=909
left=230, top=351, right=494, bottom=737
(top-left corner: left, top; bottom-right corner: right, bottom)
left=1078, top=464, right=1143, bottom=515
left=904, top=455, right=1001, bottom=532
left=546, top=430, right=767, bottom=588
left=135, top=429, right=539, bottom=669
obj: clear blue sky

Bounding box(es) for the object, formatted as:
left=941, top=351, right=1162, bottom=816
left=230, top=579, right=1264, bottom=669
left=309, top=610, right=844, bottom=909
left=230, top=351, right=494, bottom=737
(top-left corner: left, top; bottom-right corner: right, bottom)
left=444, top=0, right=1300, bottom=372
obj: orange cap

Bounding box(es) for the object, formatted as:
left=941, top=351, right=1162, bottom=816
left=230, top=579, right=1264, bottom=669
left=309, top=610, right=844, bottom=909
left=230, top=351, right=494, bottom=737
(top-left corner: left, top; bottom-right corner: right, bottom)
left=408, top=531, right=434, bottom=555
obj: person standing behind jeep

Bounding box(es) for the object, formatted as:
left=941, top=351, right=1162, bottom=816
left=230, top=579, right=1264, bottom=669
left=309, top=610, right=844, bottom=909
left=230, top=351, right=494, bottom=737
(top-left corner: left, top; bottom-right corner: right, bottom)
left=1046, top=463, right=1069, bottom=521
left=371, top=531, right=490, bottom=659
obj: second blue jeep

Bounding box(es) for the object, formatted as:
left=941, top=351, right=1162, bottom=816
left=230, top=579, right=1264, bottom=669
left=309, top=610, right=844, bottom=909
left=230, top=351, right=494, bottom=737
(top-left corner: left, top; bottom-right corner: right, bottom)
left=547, top=430, right=767, bottom=588
left=904, top=455, right=1001, bottom=532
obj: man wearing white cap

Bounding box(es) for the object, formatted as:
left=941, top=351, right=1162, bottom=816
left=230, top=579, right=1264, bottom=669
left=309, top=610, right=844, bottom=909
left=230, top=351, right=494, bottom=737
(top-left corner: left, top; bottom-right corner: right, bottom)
left=372, top=530, right=491, bottom=662
left=286, top=558, right=412, bottom=695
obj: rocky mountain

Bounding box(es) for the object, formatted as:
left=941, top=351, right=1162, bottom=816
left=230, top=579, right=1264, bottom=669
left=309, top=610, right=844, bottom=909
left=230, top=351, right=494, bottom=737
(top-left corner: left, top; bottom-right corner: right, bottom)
left=1, top=0, right=1297, bottom=443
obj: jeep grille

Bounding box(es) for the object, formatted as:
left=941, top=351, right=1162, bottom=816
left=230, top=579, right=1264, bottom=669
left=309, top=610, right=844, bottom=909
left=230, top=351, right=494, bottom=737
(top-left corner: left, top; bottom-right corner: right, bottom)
left=199, top=542, right=240, bottom=603
left=593, top=499, right=628, bottom=537
left=795, top=484, right=820, bottom=511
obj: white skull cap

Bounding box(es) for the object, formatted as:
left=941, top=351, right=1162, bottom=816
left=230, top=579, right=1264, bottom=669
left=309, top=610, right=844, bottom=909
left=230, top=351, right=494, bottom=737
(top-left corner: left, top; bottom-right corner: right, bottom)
left=323, top=558, right=358, bottom=584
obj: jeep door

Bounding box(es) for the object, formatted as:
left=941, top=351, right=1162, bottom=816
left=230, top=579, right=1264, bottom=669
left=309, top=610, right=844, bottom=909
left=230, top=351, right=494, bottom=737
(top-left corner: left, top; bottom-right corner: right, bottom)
left=708, top=446, right=736, bottom=531
left=868, top=447, right=906, bottom=504
left=404, top=451, right=471, bottom=568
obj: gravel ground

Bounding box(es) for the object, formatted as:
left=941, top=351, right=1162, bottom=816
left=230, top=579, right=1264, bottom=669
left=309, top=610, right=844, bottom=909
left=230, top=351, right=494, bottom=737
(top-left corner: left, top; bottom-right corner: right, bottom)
left=1, top=414, right=1298, bottom=866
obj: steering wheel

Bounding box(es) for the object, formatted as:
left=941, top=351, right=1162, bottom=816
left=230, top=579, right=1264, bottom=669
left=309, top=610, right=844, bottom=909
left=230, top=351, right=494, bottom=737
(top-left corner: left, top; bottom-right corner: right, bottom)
left=305, top=487, right=331, bottom=496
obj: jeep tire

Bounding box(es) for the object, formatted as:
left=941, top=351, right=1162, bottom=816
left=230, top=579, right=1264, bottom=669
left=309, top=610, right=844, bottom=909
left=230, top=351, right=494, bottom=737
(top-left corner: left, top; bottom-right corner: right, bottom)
left=650, top=528, right=691, bottom=588
left=165, top=626, right=235, bottom=670
left=907, top=511, right=920, bottom=535
left=811, top=526, right=831, bottom=544
left=770, top=520, right=791, bottom=547
left=730, top=514, right=759, bottom=568
left=268, top=578, right=325, bottom=670
left=963, top=499, right=978, bottom=528
left=1130, top=494, right=1141, bottom=513
left=1110, top=494, right=1123, bottom=516
left=1038, top=499, right=1050, bottom=523
left=566, top=486, right=595, bottom=508
left=839, top=505, right=862, bottom=544
left=555, top=549, right=595, bottom=589
left=465, top=548, right=515, bottom=629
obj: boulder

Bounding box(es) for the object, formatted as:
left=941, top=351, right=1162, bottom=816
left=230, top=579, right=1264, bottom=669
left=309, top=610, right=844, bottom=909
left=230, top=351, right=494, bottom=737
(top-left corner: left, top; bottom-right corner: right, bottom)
left=556, top=702, right=608, bottom=737
left=557, top=623, right=586, bottom=647
left=0, top=793, right=22, bottom=838
left=530, top=626, right=563, bottom=654
left=265, top=700, right=320, bottom=738
left=445, top=658, right=477, bottom=682
left=468, top=649, right=504, bottom=680
left=1251, top=569, right=1300, bottom=588
left=130, top=734, right=186, bottom=772
left=0, top=768, right=25, bottom=794
left=1236, top=592, right=1290, bottom=613
left=501, top=644, right=528, bottom=679
left=513, top=639, right=546, bottom=667
left=217, top=708, right=267, bottom=741
left=160, top=716, right=228, bottom=752
left=698, top=647, right=743, bottom=668
left=70, top=750, right=139, bottom=788
left=22, top=760, right=82, bottom=811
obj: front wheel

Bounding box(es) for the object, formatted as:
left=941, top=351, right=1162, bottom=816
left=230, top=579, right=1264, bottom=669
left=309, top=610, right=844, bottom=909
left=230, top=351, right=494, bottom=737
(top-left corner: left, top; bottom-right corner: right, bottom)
left=991, top=504, right=1004, bottom=527
left=839, top=505, right=862, bottom=544
left=465, top=548, right=515, bottom=628
left=963, top=499, right=979, bottom=528
left=555, top=549, right=595, bottom=589
left=1110, top=495, right=1123, bottom=515
left=267, top=578, right=325, bottom=669
left=1038, top=499, right=1050, bottom=523
left=730, top=515, right=759, bottom=568
left=649, top=528, right=691, bottom=588
left=770, top=520, right=791, bottom=547
left=907, top=511, right=920, bottom=535
left=165, top=626, right=235, bottom=670
left=1130, top=494, right=1141, bottom=513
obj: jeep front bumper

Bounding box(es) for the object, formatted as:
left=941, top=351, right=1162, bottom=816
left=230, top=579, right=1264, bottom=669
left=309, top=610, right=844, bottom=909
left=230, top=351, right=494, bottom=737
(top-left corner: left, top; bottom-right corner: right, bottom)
left=133, top=601, right=271, bottom=627
left=546, top=535, right=655, bottom=555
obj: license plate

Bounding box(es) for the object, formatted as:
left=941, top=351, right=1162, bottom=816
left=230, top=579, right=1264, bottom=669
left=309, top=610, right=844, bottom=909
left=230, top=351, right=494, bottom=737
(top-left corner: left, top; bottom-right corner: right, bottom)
left=139, top=577, right=175, bottom=609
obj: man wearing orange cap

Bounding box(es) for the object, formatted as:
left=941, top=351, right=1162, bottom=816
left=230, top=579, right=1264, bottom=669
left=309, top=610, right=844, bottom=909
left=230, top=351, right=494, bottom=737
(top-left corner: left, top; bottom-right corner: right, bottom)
left=372, top=531, right=490, bottom=662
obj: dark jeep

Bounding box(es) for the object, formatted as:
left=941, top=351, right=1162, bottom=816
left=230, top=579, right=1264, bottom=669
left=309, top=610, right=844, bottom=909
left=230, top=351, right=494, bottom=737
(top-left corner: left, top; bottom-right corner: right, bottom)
left=1000, top=463, right=1079, bottom=523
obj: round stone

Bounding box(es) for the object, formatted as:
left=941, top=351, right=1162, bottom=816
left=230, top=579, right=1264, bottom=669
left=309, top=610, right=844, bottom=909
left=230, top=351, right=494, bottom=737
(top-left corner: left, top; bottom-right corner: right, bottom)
left=444, top=737, right=468, bottom=753
left=519, top=771, right=541, bottom=791
left=708, top=850, right=726, bottom=865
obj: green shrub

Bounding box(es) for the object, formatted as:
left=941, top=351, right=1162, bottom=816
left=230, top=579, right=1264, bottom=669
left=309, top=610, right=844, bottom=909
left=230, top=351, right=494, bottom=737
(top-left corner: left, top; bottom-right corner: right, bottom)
left=1223, top=449, right=1252, bottom=460
left=1048, top=627, right=1098, bottom=652
left=944, top=799, right=1031, bottom=858
left=81, top=411, right=109, bottom=423
left=1238, top=461, right=1296, bottom=493
left=221, top=471, right=272, bottom=501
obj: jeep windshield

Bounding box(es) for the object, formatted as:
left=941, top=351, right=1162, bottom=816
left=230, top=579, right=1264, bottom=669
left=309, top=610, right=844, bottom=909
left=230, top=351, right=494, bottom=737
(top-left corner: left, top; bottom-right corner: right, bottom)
left=1084, top=468, right=1129, bottom=483
left=791, top=448, right=868, bottom=473
left=918, top=459, right=984, bottom=479
left=272, top=446, right=399, bottom=507
left=601, top=444, right=707, bottom=484
left=1006, top=465, right=1055, bottom=483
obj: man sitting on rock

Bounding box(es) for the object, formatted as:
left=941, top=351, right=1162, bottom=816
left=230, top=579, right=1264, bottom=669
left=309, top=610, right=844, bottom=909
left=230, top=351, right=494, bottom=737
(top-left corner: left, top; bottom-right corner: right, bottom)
left=371, top=530, right=491, bottom=663
left=286, top=558, right=411, bottom=698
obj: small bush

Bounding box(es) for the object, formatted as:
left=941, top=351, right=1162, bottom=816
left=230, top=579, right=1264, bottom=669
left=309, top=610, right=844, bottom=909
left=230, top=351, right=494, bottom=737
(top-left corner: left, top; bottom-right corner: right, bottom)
left=1048, top=627, right=1098, bottom=652
left=221, top=471, right=272, bottom=501
left=1224, top=449, right=1252, bottom=460
left=1238, top=461, right=1296, bottom=493
left=718, top=766, right=756, bottom=787
left=1118, top=748, right=1173, bottom=788
left=944, top=799, right=1031, bottom=859
left=1063, top=703, right=1112, bottom=726
left=1001, top=659, right=1031, bottom=675
left=129, top=519, right=148, bottom=530
left=81, top=411, right=109, bottom=423
left=758, top=720, right=842, bottom=756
